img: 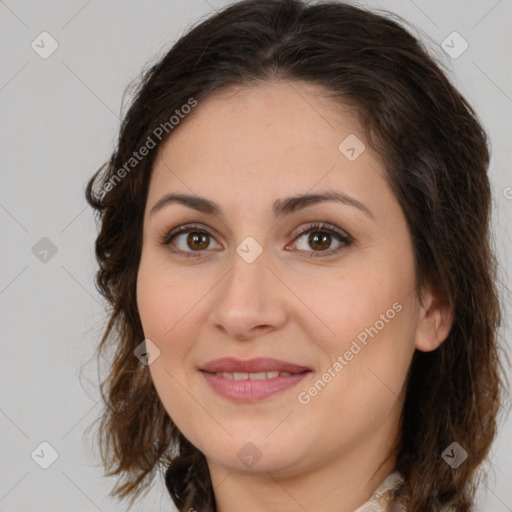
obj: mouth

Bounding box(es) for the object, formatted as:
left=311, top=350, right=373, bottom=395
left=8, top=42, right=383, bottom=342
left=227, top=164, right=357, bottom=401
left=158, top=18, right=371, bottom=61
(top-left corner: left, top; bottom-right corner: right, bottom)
left=199, top=357, right=312, bottom=402
left=200, top=356, right=311, bottom=374
left=206, top=370, right=299, bottom=380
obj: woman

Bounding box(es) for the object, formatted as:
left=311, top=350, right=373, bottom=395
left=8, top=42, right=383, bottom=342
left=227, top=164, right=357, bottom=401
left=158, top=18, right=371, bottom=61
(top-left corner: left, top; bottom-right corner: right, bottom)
left=84, top=1, right=509, bottom=510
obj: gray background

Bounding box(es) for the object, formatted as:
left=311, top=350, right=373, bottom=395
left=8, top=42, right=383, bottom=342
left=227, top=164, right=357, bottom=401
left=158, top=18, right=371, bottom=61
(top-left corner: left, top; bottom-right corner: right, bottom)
left=0, top=0, right=511, bottom=511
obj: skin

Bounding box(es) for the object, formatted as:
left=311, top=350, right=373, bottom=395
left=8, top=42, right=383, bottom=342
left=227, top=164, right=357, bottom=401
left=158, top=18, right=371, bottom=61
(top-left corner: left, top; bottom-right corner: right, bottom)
left=136, top=80, right=453, bottom=512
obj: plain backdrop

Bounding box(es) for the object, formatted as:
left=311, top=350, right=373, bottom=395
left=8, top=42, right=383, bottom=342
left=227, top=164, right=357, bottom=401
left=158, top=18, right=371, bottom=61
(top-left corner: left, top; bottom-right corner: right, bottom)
left=0, top=1, right=511, bottom=511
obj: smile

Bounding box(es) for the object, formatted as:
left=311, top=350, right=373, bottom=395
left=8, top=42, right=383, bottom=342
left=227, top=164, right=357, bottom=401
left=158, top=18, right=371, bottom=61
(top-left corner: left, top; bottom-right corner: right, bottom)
left=211, top=371, right=294, bottom=380
left=201, top=370, right=310, bottom=402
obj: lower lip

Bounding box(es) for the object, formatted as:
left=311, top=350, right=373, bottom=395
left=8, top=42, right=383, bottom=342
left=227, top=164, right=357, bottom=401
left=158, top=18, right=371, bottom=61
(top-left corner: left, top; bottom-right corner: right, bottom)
left=201, top=371, right=310, bottom=402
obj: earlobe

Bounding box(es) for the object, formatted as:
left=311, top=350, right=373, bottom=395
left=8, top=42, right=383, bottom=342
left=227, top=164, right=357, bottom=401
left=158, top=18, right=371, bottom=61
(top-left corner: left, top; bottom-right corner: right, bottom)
left=414, top=286, right=454, bottom=352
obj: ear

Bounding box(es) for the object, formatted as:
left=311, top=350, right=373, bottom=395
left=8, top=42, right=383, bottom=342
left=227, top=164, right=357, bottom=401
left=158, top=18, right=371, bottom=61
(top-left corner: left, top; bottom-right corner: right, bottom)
left=415, top=284, right=454, bottom=352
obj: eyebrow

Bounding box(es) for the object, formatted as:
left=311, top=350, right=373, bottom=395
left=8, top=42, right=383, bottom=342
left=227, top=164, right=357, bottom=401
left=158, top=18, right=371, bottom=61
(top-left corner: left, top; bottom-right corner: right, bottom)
left=150, top=190, right=374, bottom=219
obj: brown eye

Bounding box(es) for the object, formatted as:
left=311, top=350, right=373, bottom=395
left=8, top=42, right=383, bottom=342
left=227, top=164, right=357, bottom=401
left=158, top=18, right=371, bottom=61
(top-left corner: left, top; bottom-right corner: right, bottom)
left=291, top=222, right=352, bottom=257
left=159, top=224, right=222, bottom=258
left=160, top=222, right=352, bottom=259
left=186, top=232, right=210, bottom=251
left=308, top=231, right=332, bottom=251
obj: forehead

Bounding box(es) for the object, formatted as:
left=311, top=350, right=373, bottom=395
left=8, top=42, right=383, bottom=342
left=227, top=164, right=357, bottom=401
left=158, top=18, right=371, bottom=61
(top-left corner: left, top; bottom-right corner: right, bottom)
left=146, top=80, right=393, bottom=226
left=168, top=80, right=364, bottom=152
left=152, top=81, right=381, bottom=180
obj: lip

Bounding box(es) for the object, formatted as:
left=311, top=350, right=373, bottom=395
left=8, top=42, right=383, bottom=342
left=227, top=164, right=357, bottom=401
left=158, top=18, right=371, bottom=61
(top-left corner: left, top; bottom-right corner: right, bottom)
left=200, top=357, right=312, bottom=402
left=200, top=357, right=311, bottom=374
left=201, top=371, right=310, bottom=402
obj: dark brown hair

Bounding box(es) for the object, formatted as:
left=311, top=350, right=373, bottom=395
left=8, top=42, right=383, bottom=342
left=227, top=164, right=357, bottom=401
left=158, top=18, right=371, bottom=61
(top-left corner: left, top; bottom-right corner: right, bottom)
left=84, top=1, right=510, bottom=511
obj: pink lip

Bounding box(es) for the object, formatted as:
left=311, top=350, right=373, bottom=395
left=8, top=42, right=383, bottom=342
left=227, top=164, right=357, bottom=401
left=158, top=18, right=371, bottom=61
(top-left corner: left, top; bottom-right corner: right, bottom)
left=200, top=357, right=311, bottom=374
left=201, top=371, right=310, bottom=402
left=199, top=357, right=311, bottom=402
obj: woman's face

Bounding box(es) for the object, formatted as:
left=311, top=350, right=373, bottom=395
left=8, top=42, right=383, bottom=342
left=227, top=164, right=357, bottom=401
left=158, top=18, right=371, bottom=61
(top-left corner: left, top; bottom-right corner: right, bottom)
left=137, top=80, right=447, bottom=481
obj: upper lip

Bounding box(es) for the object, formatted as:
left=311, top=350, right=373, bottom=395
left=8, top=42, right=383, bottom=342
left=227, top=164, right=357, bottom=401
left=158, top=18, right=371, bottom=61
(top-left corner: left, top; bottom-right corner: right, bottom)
left=200, top=357, right=311, bottom=374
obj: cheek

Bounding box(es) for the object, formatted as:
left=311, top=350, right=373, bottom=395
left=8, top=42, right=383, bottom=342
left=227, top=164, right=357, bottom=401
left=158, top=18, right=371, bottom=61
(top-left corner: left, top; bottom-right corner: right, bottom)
left=136, top=253, right=196, bottom=345
left=136, top=264, right=167, bottom=342
left=137, top=260, right=202, bottom=430
left=136, top=255, right=212, bottom=389
left=290, top=267, right=411, bottom=350
left=320, top=295, right=415, bottom=408
left=303, top=300, right=415, bottom=442
left=291, top=261, right=417, bottom=413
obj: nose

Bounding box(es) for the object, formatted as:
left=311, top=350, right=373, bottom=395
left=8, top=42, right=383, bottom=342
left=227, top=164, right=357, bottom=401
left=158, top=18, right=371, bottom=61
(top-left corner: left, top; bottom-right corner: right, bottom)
left=208, top=247, right=289, bottom=341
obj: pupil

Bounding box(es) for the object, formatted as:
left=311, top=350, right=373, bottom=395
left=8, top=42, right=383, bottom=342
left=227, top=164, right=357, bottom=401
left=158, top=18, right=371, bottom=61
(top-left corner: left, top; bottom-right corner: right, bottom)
left=310, top=232, right=330, bottom=250
left=189, top=232, right=208, bottom=250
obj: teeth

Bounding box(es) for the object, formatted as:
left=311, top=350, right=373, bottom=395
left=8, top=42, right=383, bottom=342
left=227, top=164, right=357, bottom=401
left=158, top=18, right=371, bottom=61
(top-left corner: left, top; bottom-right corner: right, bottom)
left=216, top=371, right=295, bottom=380
left=248, top=372, right=267, bottom=380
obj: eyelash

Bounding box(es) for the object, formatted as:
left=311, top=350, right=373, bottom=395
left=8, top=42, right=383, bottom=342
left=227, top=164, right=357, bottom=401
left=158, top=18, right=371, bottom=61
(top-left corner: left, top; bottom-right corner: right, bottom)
left=158, top=222, right=353, bottom=258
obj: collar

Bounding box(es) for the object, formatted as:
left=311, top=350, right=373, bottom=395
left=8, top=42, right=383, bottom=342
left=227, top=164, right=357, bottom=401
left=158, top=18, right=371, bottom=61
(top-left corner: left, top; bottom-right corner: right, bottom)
left=354, top=470, right=407, bottom=512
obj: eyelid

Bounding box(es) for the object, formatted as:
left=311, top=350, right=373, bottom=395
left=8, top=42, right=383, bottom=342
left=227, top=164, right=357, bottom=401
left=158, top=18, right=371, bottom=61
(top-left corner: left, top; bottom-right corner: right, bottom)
left=158, top=223, right=223, bottom=252
left=158, top=221, right=353, bottom=258
left=287, top=222, right=352, bottom=256
left=289, top=221, right=350, bottom=241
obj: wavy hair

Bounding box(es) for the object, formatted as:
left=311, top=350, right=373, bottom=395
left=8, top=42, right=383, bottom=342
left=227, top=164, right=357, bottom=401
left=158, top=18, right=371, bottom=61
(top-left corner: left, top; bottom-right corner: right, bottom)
left=84, top=1, right=510, bottom=510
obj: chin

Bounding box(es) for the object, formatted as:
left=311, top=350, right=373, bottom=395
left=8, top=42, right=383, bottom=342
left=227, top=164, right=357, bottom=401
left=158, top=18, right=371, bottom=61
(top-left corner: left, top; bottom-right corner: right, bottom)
left=202, top=436, right=302, bottom=475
